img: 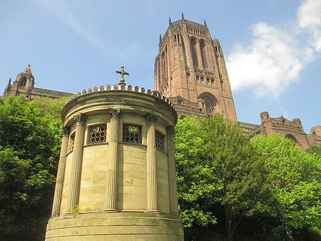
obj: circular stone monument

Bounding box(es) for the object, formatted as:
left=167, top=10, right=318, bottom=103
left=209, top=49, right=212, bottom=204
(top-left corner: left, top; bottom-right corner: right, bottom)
left=45, top=79, right=184, bottom=241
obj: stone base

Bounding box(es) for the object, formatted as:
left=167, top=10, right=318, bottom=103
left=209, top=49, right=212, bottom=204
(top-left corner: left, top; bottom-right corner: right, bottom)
left=45, top=212, right=184, bottom=241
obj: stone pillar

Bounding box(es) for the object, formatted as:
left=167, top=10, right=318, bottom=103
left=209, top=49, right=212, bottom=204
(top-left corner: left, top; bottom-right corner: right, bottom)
left=51, top=127, right=69, bottom=217
left=105, top=110, right=120, bottom=211
left=167, top=126, right=178, bottom=215
left=205, top=42, right=214, bottom=72
left=67, top=114, right=85, bottom=213
left=196, top=39, right=203, bottom=69
left=146, top=116, right=158, bottom=211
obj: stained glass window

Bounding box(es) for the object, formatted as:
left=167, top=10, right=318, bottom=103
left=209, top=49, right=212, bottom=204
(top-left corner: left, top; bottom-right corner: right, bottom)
left=123, top=124, right=142, bottom=144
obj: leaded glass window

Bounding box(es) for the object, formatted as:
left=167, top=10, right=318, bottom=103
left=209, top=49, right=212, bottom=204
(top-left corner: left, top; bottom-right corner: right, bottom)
left=87, top=124, right=106, bottom=145
left=155, top=131, right=165, bottom=151
left=123, top=124, right=142, bottom=144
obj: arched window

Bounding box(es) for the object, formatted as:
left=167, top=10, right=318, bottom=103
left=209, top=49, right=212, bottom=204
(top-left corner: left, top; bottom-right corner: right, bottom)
left=198, top=92, right=217, bottom=114
left=190, top=37, right=198, bottom=68
left=200, top=39, right=207, bottom=68
left=161, top=49, right=168, bottom=87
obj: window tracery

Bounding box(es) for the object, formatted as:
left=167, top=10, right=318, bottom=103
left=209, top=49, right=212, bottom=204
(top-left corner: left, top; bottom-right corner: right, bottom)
left=198, top=93, right=217, bottom=114
left=87, top=124, right=106, bottom=145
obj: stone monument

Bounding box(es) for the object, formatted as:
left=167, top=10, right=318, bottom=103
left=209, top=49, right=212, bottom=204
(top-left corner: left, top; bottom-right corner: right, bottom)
left=45, top=67, right=184, bottom=241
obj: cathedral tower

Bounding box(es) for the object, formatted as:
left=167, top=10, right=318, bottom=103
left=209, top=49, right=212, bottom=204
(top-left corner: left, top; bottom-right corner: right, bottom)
left=154, top=15, right=237, bottom=120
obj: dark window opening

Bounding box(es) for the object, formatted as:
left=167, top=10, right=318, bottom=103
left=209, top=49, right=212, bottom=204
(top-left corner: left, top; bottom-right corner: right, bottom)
left=68, top=132, right=75, bottom=152
left=155, top=131, right=165, bottom=151
left=123, top=124, right=142, bottom=144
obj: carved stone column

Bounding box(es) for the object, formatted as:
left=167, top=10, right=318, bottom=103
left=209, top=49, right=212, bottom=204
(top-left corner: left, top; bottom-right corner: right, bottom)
left=167, top=126, right=178, bottom=215
left=105, top=110, right=120, bottom=211
left=51, top=127, right=69, bottom=217
left=67, top=114, right=85, bottom=213
left=146, top=115, right=158, bottom=211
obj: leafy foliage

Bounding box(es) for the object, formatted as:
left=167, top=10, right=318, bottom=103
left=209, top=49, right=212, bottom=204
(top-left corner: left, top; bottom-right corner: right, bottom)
left=0, top=96, right=64, bottom=241
left=175, top=116, right=269, bottom=241
left=308, top=144, right=321, bottom=157
left=0, top=97, right=320, bottom=241
left=251, top=135, right=321, bottom=239
left=176, top=117, right=321, bottom=241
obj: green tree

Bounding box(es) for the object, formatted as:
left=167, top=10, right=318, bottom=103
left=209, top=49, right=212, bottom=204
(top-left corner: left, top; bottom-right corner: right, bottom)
left=307, top=144, right=321, bottom=157
left=175, top=116, right=268, bottom=241
left=0, top=96, right=64, bottom=241
left=251, top=134, right=321, bottom=240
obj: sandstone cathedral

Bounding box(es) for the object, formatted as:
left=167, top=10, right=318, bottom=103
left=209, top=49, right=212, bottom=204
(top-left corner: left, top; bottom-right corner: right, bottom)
left=3, top=16, right=321, bottom=149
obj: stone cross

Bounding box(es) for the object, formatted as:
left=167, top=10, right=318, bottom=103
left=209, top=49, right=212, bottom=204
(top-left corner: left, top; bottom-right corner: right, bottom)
left=116, top=65, right=129, bottom=86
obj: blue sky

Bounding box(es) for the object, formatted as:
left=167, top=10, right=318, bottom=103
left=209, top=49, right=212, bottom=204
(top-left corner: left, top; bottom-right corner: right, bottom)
left=0, top=0, right=320, bottom=131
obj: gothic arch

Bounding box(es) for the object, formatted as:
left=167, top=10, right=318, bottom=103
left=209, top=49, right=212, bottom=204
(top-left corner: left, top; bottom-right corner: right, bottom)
left=198, top=92, right=217, bottom=114
left=285, top=134, right=298, bottom=144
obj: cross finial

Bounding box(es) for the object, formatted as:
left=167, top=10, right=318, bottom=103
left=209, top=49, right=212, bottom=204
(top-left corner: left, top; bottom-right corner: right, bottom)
left=116, top=65, right=129, bottom=86
left=25, top=64, right=32, bottom=74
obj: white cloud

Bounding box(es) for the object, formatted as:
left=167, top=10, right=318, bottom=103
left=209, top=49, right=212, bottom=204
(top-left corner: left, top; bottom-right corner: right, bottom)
left=298, top=0, right=321, bottom=52
left=227, top=0, right=321, bottom=96
left=227, top=23, right=303, bottom=96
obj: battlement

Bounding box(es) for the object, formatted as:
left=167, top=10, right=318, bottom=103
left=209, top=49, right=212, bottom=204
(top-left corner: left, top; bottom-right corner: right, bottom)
left=260, top=112, right=303, bottom=131
left=159, top=15, right=209, bottom=50
left=67, top=84, right=176, bottom=113
left=311, top=126, right=321, bottom=137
